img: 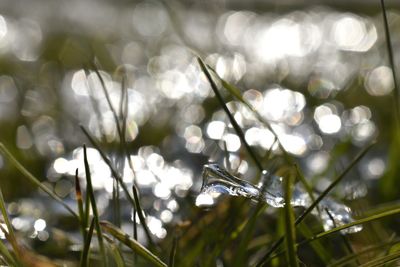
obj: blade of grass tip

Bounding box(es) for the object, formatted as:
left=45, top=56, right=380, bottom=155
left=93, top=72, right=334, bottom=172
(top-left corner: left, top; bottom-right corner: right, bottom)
left=256, top=141, right=374, bottom=266
left=283, top=171, right=299, bottom=267
left=80, top=126, right=155, bottom=249
left=101, top=221, right=167, bottom=267
left=75, top=169, right=86, bottom=238
left=0, top=189, right=22, bottom=265
left=0, top=143, right=78, bottom=220
left=83, top=145, right=108, bottom=267
left=80, top=218, right=95, bottom=267
left=197, top=57, right=264, bottom=172
left=381, top=0, right=400, bottom=124
left=89, top=63, right=123, bottom=139
left=169, top=236, right=178, bottom=267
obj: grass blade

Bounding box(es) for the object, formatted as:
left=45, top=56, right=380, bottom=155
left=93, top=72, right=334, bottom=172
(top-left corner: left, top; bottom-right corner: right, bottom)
left=0, top=240, right=17, bottom=267
left=0, top=188, right=19, bottom=258
left=88, top=63, right=123, bottom=139
left=329, top=239, right=398, bottom=267
left=83, top=145, right=107, bottom=266
left=358, top=249, right=400, bottom=267
left=75, top=168, right=86, bottom=238
left=80, top=126, right=155, bottom=249
left=0, top=189, right=22, bottom=267
left=110, top=242, right=126, bottom=267
left=80, top=218, right=95, bottom=267
left=233, top=203, right=267, bottom=266
left=283, top=171, right=299, bottom=267
left=197, top=57, right=264, bottom=172
left=100, top=221, right=167, bottom=267
left=380, top=0, right=400, bottom=121
left=169, top=236, right=178, bottom=267
left=0, top=143, right=78, bottom=220
left=256, top=142, right=374, bottom=266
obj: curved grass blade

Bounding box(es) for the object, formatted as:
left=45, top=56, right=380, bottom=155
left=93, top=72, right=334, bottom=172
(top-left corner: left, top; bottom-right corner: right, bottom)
left=80, top=126, right=155, bottom=249
left=100, top=221, right=167, bottom=267
left=283, top=172, right=299, bottom=267
left=0, top=143, right=78, bottom=220
left=83, top=145, right=107, bottom=266
left=80, top=218, right=95, bottom=267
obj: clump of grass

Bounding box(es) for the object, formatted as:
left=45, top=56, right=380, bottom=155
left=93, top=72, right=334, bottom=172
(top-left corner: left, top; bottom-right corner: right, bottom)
left=1, top=3, right=400, bottom=264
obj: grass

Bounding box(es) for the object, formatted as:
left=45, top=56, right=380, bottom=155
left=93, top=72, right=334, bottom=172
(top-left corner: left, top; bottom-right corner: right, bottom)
left=0, top=2, right=400, bottom=266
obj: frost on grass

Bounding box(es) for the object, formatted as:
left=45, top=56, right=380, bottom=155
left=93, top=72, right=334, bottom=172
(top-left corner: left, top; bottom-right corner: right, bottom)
left=196, top=163, right=361, bottom=234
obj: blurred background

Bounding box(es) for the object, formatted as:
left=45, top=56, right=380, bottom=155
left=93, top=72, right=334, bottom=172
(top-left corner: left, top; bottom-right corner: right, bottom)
left=0, top=0, right=400, bottom=265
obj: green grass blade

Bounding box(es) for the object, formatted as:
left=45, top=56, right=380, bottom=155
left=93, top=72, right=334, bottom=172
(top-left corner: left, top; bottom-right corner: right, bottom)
left=233, top=203, right=267, bottom=266
left=100, top=221, right=167, bottom=267
left=197, top=57, right=264, bottom=172
left=110, top=242, right=126, bottom=267
left=0, top=189, right=22, bottom=267
left=169, top=236, right=178, bottom=267
left=80, top=218, right=95, bottom=267
left=311, top=206, right=400, bottom=242
left=297, top=224, right=331, bottom=264
left=0, top=143, right=79, bottom=220
left=329, top=239, right=398, bottom=267
left=80, top=126, right=155, bottom=249
left=358, top=249, right=400, bottom=267
left=83, top=145, right=107, bottom=267
left=256, top=142, right=374, bottom=266
left=380, top=0, right=400, bottom=122
left=89, top=64, right=123, bottom=139
left=283, top=171, right=299, bottom=267
left=0, top=240, right=17, bottom=267
left=0, top=188, right=19, bottom=256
